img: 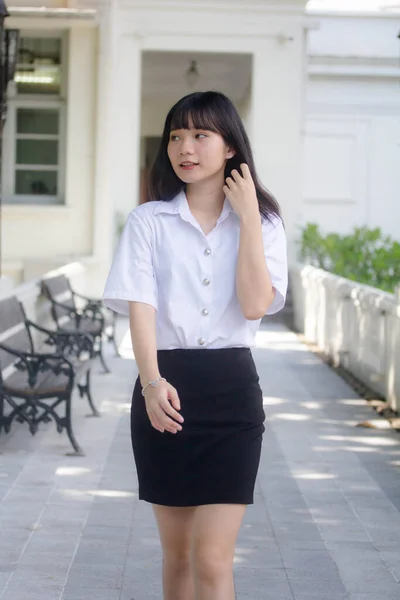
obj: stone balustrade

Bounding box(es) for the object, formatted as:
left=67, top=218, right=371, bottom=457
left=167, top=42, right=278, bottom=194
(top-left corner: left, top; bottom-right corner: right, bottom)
left=290, top=264, right=400, bottom=413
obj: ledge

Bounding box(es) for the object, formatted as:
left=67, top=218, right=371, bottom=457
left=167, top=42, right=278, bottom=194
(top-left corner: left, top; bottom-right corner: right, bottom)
left=8, top=6, right=97, bottom=19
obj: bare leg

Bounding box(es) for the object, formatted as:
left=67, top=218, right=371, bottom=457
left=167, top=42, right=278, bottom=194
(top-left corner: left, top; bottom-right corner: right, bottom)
left=191, top=504, right=246, bottom=600
left=153, top=504, right=196, bottom=600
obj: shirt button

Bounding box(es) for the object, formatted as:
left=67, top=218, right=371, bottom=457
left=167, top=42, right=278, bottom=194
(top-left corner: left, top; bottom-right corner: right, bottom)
left=204, top=248, right=211, bottom=256
left=198, top=337, right=206, bottom=346
left=203, top=278, right=211, bottom=286
left=201, top=308, right=209, bottom=316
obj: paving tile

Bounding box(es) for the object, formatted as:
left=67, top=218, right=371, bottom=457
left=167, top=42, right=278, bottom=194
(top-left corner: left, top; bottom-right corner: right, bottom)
left=62, top=592, right=121, bottom=600
left=0, top=582, right=64, bottom=600
left=1, top=321, right=400, bottom=599
left=349, top=594, right=400, bottom=600
left=235, top=570, right=294, bottom=599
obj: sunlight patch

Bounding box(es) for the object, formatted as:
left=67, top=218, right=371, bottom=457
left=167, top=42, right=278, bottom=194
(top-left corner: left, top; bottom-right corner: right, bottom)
left=293, top=472, right=336, bottom=480
left=339, top=399, right=367, bottom=406
left=89, top=490, right=137, bottom=498
left=100, top=400, right=131, bottom=415
left=320, top=435, right=399, bottom=447
left=272, top=413, right=311, bottom=421
left=255, top=329, right=307, bottom=351
left=55, top=467, right=92, bottom=476
left=59, top=488, right=137, bottom=499
left=300, top=401, right=322, bottom=410
left=313, top=445, right=377, bottom=453
left=262, top=396, right=287, bottom=406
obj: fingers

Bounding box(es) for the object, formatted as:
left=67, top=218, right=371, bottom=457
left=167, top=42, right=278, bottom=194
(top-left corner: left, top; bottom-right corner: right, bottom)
left=229, top=164, right=250, bottom=183
left=240, top=163, right=251, bottom=179
left=168, top=386, right=182, bottom=412
left=148, top=406, right=182, bottom=434
left=227, top=164, right=250, bottom=187
left=161, top=398, right=184, bottom=424
left=225, top=176, right=235, bottom=189
left=145, top=384, right=184, bottom=434
left=230, top=170, right=241, bottom=184
left=155, top=403, right=183, bottom=433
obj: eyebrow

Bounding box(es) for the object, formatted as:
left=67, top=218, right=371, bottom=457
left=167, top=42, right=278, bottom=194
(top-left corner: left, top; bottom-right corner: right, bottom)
left=170, top=127, right=209, bottom=132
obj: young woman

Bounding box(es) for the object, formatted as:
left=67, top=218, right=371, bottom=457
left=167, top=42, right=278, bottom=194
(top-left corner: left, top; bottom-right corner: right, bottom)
left=103, top=91, right=288, bottom=600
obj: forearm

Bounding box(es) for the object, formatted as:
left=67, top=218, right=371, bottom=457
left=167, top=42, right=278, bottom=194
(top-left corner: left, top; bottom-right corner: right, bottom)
left=236, top=214, right=275, bottom=320
left=128, top=302, right=160, bottom=385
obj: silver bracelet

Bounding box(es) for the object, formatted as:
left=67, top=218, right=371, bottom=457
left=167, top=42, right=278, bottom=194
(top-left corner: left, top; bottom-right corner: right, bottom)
left=141, top=376, right=166, bottom=397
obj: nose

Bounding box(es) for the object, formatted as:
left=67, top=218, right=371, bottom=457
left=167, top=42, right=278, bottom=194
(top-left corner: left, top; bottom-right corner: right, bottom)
left=179, top=135, right=194, bottom=156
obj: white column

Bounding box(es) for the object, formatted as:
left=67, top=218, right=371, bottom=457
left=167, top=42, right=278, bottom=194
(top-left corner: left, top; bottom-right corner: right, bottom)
left=66, top=27, right=97, bottom=257
left=90, top=3, right=116, bottom=295
left=251, top=30, right=306, bottom=264
left=91, top=9, right=142, bottom=294
left=109, top=34, right=143, bottom=219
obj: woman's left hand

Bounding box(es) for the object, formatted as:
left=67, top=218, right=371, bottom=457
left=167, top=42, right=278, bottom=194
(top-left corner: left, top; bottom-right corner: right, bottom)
left=223, top=163, right=260, bottom=221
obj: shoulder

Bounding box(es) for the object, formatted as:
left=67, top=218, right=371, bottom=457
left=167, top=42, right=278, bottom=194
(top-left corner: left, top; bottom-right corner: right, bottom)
left=128, top=201, right=163, bottom=221
left=124, top=201, right=165, bottom=234
left=127, top=198, right=179, bottom=224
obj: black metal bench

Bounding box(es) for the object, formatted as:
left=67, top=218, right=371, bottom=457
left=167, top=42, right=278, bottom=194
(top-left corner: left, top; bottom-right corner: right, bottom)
left=0, top=296, right=100, bottom=456
left=41, top=274, right=118, bottom=374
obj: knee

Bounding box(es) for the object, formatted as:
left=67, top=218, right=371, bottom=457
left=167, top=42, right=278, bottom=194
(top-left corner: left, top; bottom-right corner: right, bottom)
left=163, top=547, right=191, bottom=575
left=193, top=546, right=232, bottom=585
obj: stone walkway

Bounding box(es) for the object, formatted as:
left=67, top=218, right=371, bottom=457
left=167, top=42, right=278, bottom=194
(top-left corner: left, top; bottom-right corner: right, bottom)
left=1, top=319, right=400, bottom=600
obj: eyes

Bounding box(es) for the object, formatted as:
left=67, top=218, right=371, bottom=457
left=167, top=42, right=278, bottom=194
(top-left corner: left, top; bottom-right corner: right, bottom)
left=169, top=132, right=208, bottom=142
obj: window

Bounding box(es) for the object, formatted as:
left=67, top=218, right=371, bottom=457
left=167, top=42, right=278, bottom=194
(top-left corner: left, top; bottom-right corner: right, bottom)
left=15, top=37, right=62, bottom=96
left=3, top=32, right=66, bottom=205
left=14, top=107, right=60, bottom=198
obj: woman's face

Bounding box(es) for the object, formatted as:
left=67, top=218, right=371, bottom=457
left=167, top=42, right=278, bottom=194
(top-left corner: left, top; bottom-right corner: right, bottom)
left=167, top=117, right=235, bottom=185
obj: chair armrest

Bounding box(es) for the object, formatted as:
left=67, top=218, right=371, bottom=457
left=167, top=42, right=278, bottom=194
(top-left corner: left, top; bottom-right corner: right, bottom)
left=50, top=299, right=80, bottom=321
left=51, top=297, right=103, bottom=325
left=0, top=342, right=35, bottom=382
left=0, top=342, right=74, bottom=388
left=27, top=320, right=95, bottom=358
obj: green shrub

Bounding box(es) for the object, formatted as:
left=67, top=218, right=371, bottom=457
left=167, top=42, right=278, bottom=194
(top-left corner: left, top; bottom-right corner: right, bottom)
left=298, top=223, right=400, bottom=293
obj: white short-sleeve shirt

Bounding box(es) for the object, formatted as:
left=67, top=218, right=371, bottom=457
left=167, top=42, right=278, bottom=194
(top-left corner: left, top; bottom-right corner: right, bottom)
left=103, top=190, right=288, bottom=350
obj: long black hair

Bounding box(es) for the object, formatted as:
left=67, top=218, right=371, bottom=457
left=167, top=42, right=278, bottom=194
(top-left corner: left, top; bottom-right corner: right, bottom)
left=147, top=91, right=281, bottom=222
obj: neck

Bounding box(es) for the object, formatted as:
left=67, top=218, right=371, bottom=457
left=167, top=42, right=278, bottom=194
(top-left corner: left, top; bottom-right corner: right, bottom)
left=185, top=176, right=225, bottom=217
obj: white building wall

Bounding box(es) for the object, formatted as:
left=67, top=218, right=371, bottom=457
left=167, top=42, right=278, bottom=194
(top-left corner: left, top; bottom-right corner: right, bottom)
left=141, top=100, right=169, bottom=138
left=100, top=0, right=307, bottom=271
left=64, top=27, right=97, bottom=256
left=3, top=3, right=399, bottom=294
left=302, top=13, right=400, bottom=240
left=307, top=13, right=400, bottom=59
left=237, top=84, right=253, bottom=136
left=2, top=22, right=98, bottom=281
left=141, top=96, right=253, bottom=140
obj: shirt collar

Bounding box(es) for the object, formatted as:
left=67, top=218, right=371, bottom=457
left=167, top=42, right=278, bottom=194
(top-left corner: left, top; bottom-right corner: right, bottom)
left=154, top=189, right=234, bottom=225
left=153, top=193, right=182, bottom=215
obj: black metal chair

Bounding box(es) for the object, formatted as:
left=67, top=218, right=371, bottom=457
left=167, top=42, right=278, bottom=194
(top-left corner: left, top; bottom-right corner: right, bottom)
left=0, top=296, right=99, bottom=456
left=41, top=274, right=118, bottom=373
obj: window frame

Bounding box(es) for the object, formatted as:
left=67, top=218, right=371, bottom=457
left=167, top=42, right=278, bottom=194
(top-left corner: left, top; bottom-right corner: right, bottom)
left=3, top=30, right=68, bottom=206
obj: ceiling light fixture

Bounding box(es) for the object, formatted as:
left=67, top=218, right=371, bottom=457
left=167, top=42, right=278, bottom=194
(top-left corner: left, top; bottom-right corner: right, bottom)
left=185, top=60, right=200, bottom=87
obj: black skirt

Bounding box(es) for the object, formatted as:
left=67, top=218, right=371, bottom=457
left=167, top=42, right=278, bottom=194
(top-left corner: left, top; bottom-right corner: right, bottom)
left=130, top=347, right=265, bottom=507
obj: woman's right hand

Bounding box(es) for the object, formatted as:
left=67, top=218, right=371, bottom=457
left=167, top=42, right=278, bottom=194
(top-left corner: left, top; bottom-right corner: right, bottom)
left=144, top=380, right=184, bottom=434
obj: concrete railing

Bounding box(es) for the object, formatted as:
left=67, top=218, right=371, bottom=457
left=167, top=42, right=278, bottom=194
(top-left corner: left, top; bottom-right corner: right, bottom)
left=290, top=264, right=400, bottom=413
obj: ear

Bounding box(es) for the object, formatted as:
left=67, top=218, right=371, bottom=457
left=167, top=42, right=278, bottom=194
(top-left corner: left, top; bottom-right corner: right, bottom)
left=226, top=146, right=236, bottom=160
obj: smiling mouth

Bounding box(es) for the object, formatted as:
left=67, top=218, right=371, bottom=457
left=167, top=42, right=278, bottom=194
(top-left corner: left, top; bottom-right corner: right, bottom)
left=179, top=162, right=199, bottom=167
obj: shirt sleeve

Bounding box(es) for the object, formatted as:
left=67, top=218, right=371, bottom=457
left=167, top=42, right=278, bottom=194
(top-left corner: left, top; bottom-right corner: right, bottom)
left=262, top=216, right=288, bottom=315
left=102, top=209, right=158, bottom=316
